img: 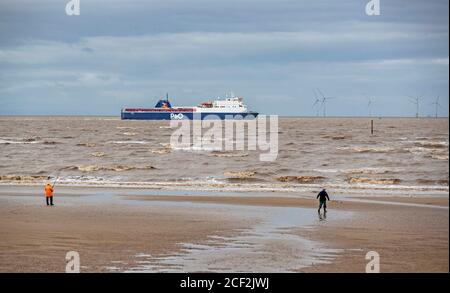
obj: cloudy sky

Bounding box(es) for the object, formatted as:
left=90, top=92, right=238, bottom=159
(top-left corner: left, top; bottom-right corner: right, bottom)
left=0, top=0, right=448, bottom=116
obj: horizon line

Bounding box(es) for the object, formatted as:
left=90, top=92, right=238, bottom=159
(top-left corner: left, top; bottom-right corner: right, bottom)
left=0, top=114, right=448, bottom=119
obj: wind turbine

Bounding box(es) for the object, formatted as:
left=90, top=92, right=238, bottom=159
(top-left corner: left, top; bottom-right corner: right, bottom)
left=312, top=90, right=321, bottom=117
left=430, top=96, right=442, bottom=118
left=367, top=97, right=373, bottom=117
left=408, top=95, right=420, bottom=118
left=317, top=88, right=335, bottom=117
left=361, top=93, right=373, bottom=117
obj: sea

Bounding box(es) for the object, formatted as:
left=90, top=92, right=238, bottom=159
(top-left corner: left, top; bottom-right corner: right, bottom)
left=0, top=116, right=448, bottom=197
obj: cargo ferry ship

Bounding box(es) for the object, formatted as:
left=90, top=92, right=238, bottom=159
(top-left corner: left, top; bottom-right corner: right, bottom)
left=121, top=94, right=259, bottom=120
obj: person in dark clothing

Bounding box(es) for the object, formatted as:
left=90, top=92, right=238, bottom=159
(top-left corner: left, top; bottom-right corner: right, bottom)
left=317, top=189, right=330, bottom=212
left=46, top=196, right=53, bottom=206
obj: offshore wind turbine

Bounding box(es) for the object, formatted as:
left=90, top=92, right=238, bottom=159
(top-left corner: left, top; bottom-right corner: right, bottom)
left=408, top=95, right=420, bottom=118
left=312, top=90, right=321, bottom=117
left=317, top=88, right=335, bottom=117
left=430, top=96, right=442, bottom=118
left=367, top=97, right=373, bottom=117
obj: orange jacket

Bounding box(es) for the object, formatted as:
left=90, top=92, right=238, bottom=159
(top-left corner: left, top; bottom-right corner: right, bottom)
left=45, top=185, right=53, bottom=197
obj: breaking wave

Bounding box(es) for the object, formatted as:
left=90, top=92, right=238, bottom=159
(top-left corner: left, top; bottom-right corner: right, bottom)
left=0, top=136, right=62, bottom=145
left=170, top=145, right=222, bottom=152
left=344, top=167, right=402, bottom=175
left=76, top=142, right=97, bottom=147
left=416, top=179, right=449, bottom=186
left=209, top=151, right=249, bottom=158
left=336, top=146, right=395, bottom=153
left=63, top=165, right=157, bottom=172
left=405, top=145, right=448, bottom=160
left=223, top=170, right=266, bottom=182
left=413, top=141, right=448, bottom=149
left=312, top=167, right=403, bottom=175
left=431, top=154, right=449, bottom=161
left=0, top=175, right=50, bottom=181
left=111, top=141, right=151, bottom=144
left=347, top=177, right=401, bottom=185
left=150, top=148, right=171, bottom=154
left=275, top=175, right=326, bottom=184
left=0, top=137, right=39, bottom=144
left=224, top=171, right=256, bottom=179
left=1, top=176, right=448, bottom=197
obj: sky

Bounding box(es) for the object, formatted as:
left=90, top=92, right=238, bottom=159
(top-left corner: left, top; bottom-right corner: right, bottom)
left=0, top=0, right=448, bottom=116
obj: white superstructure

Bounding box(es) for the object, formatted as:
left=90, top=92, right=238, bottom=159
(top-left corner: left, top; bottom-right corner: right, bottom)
left=195, top=96, right=248, bottom=113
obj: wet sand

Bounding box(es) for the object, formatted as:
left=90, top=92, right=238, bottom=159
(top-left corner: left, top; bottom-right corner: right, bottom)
left=352, top=196, right=449, bottom=207
left=127, top=194, right=449, bottom=272
left=0, top=186, right=448, bottom=272
left=127, top=194, right=449, bottom=209
left=0, top=192, right=254, bottom=272
left=299, top=203, right=449, bottom=272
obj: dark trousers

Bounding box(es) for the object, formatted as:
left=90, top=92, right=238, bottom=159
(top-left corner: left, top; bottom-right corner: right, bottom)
left=318, top=200, right=327, bottom=211
left=46, top=196, right=53, bottom=206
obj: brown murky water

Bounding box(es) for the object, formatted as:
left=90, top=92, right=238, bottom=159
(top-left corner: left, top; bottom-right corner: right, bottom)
left=0, top=116, right=448, bottom=196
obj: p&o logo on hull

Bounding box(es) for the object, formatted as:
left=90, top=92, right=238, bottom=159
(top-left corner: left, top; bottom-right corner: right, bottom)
left=170, top=113, right=184, bottom=120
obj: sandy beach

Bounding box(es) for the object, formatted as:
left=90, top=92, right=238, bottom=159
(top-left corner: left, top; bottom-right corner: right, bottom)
left=0, top=185, right=447, bottom=272
left=0, top=188, right=255, bottom=272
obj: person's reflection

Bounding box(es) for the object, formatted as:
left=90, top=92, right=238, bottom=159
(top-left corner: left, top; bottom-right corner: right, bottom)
left=318, top=210, right=327, bottom=221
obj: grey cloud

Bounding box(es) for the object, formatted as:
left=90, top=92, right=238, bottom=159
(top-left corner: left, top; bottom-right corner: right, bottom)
left=0, top=0, right=448, bottom=116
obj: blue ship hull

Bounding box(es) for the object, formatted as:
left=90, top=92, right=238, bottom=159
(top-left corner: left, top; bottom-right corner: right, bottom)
left=121, top=111, right=259, bottom=120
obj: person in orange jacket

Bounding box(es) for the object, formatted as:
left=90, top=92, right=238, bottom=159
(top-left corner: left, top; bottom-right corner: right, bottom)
left=45, top=183, right=54, bottom=206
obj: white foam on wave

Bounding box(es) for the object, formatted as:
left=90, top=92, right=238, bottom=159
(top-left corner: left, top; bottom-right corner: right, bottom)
left=122, top=132, right=138, bottom=136
left=171, top=145, right=223, bottom=152
left=116, top=126, right=136, bottom=130
left=2, top=177, right=447, bottom=197
left=312, top=167, right=404, bottom=175
left=311, top=169, right=339, bottom=173
left=0, top=137, right=39, bottom=144
left=406, top=146, right=448, bottom=160
left=111, top=140, right=151, bottom=144
left=413, top=140, right=449, bottom=148
left=431, top=154, right=449, bottom=161
left=336, top=146, right=396, bottom=153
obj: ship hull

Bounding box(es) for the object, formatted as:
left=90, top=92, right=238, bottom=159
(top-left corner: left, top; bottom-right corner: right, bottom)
left=121, top=111, right=259, bottom=120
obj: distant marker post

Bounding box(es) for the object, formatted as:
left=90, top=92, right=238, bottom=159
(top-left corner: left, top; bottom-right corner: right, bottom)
left=371, top=119, right=374, bottom=135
